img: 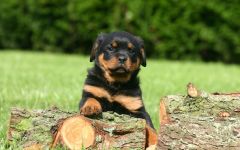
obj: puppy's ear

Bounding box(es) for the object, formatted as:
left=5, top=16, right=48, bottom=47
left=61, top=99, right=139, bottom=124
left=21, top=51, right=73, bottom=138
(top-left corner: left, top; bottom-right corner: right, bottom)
left=90, top=33, right=106, bottom=62
left=135, top=36, right=146, bottom=67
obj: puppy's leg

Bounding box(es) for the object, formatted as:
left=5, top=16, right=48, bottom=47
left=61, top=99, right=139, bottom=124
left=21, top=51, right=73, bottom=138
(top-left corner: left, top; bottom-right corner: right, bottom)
left=144, top=111, right=155, bottom=129
left=138, top=107, right=155, bottom=129
left=80, top=97, right=102, bottom=116
left=80, top=84, right=111, bottom=116
left=137, top=107, right=157, bottom=147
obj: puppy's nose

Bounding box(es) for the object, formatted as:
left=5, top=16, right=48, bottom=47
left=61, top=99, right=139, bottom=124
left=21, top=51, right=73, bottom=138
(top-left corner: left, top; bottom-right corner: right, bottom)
left=118, top=55, right=127, bottom=64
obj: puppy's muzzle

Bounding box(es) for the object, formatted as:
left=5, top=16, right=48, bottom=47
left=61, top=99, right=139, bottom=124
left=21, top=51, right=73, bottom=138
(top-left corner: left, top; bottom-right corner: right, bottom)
left=118, top=55, right=127, bottom=64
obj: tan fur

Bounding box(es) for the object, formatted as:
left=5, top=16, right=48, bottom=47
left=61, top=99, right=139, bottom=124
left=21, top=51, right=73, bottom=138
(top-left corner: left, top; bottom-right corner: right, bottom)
left=140, top=48, right=145, bottom=59
left=98, top=54, right=132, bottom=83
left=98, top=53, right=119, bottom=69
left=128, top=42, right=134, bottom=49
left=84, top=85, right=143, bottom=112
left=140, top=48, right=146, bottom=65
left=112, top=95, right=143, bottom=112
left=111, top=74, right=131, bottom=83
left=80, top=98, right=102, bottom=116
left=83, top=85, right=112, bottom=101
left=126, top=57, right=140, bottom=72
left=98, top=54, right=117, bottom=82
left=111, top=41, right=118, bottom=48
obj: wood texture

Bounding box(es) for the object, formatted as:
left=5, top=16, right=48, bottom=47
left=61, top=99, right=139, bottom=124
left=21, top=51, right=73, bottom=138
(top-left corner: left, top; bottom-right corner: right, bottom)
left=8, top=107, right=150, bottom=149
left=158, top=84, right=240, bottom=149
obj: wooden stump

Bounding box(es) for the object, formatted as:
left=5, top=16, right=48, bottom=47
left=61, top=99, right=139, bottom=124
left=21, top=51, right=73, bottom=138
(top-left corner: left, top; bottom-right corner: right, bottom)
left=8, top=107, right=155, bottom=149
left=157, top=83, right=240, bottom=149
left=52, top=116, right=95, bottom=149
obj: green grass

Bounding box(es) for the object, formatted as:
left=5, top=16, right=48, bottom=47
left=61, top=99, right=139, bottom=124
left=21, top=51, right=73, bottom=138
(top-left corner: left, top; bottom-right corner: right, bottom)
left=1, top=51, right=240, bottom=147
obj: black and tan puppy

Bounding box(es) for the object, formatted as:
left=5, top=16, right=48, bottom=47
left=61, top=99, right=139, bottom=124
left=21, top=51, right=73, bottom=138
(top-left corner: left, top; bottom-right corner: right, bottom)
left=79, top=31, right=154, bottom=129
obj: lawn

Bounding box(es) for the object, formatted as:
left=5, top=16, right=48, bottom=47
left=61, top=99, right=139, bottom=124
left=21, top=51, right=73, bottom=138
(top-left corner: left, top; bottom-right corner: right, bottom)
left=1, top=51, right=240, bottom=145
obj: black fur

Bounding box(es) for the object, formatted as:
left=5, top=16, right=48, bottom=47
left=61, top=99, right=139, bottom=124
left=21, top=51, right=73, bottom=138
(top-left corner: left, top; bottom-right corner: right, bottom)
left=79, top=31, right=154, bottom=129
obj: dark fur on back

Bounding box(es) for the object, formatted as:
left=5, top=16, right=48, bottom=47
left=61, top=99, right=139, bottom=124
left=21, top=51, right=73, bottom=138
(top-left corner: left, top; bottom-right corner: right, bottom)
left=79, top=31, right=154, bottom=128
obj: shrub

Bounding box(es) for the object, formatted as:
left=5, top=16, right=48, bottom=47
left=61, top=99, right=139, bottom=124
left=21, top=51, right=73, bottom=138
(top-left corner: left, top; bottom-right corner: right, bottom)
left=0, top=0, right=239, bottom=63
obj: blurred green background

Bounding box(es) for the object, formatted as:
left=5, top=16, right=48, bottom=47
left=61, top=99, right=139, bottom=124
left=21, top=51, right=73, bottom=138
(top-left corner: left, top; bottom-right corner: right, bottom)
left=0, top=0, right=239, bottom=63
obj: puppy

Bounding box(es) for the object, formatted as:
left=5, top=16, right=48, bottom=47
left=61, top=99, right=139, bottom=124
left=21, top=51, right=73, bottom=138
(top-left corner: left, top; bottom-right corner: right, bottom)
left=79, top=31, right=154, bottom=129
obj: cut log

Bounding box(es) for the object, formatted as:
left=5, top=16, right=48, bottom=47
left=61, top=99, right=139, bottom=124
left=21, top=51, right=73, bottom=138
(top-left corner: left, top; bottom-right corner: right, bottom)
left=157, top=83, right=240, bottom=149
left=52, top=116, right=95, bottom=149
left=8, top=107, right=156, bottom=149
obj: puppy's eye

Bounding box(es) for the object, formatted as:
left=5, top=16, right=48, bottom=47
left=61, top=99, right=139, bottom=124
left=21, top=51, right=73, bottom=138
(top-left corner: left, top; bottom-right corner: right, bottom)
left=129, top=49, right=135, bottom=54
left=107, top=46, right=114, bottom=51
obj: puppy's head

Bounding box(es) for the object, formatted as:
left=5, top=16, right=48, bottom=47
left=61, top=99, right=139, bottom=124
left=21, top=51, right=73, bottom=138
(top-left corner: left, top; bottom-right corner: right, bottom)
left=90, top=31, right=146, bottom=83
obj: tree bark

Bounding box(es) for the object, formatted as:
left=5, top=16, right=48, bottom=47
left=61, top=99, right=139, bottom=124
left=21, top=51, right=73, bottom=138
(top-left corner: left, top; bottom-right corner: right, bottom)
left=157, top=84, right=240, bottom=149
left=8, top=107, right=155, bottom=149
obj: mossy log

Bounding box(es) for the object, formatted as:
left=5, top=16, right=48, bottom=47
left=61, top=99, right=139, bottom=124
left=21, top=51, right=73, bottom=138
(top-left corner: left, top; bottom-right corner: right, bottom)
left=157, top=83, right=240, bottom=149
left=8, top=107, right=156, bottom=149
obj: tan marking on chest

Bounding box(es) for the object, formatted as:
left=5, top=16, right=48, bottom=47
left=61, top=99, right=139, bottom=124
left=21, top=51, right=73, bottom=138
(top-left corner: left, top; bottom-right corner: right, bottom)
left=83, top=85, right=112, bottom=101
left=112, top=95, right=143, bottom=112
left=84, top=85, right=143, bottom=112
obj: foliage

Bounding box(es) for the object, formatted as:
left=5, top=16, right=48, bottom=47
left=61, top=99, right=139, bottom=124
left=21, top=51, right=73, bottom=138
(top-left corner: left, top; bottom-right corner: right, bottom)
left=0, top=0, right=239, bottom=63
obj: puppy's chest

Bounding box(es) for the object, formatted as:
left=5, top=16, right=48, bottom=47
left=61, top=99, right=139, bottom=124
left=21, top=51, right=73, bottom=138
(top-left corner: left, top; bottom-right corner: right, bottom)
left=84, top=85, right=142, bottom=112
left=105, top=91, right=143, bottom=113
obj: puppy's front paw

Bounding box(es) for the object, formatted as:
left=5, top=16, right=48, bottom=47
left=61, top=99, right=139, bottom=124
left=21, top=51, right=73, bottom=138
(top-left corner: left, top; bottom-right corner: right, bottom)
left=80, top=98, right=102, bottom=116
left=80, top=105, right=102, bottom=116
